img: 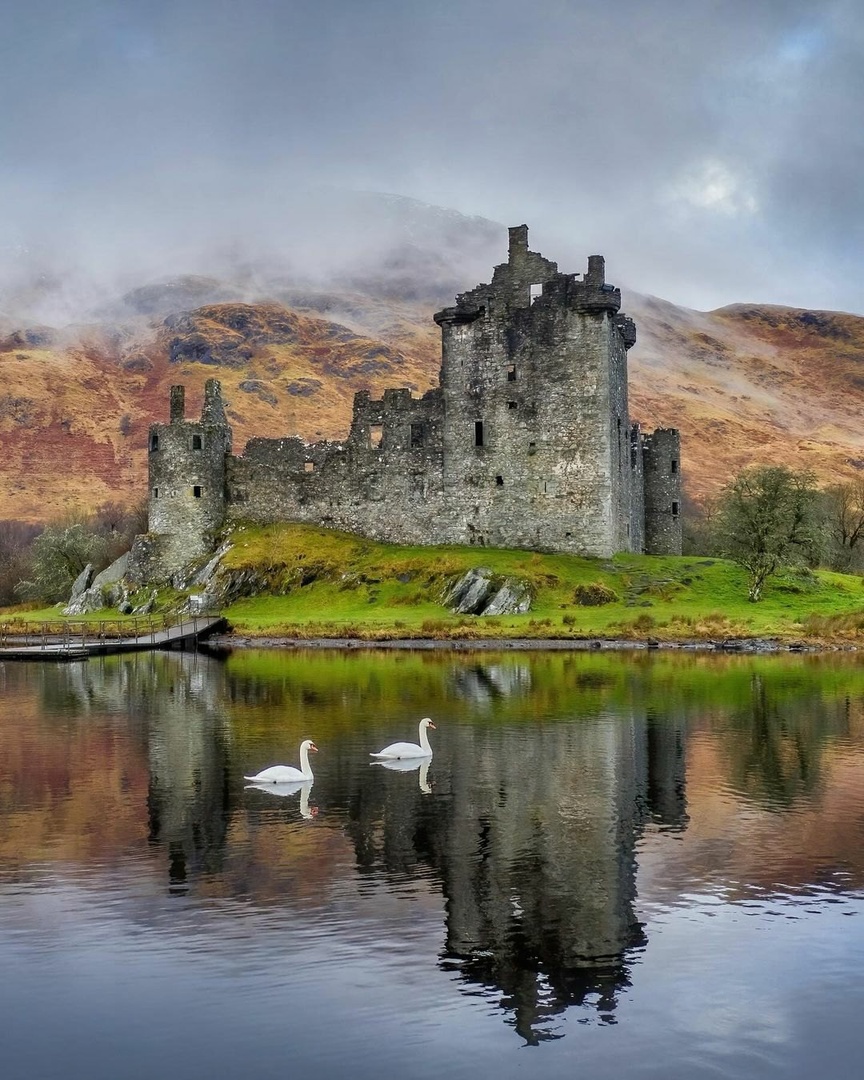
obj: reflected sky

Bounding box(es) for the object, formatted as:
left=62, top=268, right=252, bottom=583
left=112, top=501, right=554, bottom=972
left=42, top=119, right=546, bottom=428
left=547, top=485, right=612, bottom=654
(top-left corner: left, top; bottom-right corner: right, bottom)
left=0, top=649, right=863, bottom=1078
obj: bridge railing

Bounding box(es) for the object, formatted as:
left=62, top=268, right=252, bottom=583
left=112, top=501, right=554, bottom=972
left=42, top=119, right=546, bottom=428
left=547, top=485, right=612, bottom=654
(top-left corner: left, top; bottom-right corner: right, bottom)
left=0, top=612, right=223, bottom=650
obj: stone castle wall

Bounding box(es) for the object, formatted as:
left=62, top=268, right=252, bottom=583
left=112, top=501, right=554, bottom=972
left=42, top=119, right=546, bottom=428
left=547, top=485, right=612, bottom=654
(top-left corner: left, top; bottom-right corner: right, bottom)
left=226, top=387, right=445, bottom=543
left=134, top=227, right=682, bottom=581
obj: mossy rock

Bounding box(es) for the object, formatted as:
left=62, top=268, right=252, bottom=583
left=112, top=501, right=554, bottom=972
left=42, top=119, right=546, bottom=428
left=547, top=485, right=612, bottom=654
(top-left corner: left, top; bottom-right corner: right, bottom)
left=573, top=582, right=620, bottom=606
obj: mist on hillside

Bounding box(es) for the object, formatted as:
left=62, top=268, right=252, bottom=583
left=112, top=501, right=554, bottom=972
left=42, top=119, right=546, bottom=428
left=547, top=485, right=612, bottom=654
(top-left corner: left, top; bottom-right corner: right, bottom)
left=0, top=191, right=505, bottom=329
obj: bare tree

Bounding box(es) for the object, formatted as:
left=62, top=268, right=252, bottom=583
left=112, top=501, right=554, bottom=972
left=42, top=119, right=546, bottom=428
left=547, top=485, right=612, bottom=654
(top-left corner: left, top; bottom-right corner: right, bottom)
left=0, top=520, right=41, bottom=606
left=822, top=480, right=864, bottom=571
left=716, top=466, right=821, bottom=602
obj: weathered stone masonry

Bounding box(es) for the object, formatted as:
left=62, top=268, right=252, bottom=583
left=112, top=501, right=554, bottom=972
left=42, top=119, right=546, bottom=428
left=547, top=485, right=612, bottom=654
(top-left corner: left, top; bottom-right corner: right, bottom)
left=133, top=227, right=682, bottom=581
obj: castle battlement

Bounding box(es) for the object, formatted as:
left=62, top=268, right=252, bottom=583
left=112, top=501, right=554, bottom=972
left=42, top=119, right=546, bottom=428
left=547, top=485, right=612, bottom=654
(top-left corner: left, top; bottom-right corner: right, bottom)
left=135, top=227, right=681, bottom=581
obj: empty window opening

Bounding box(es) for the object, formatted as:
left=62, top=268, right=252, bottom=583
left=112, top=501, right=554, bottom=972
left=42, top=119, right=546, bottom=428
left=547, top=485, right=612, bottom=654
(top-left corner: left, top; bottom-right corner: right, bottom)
left=410, top=422, right=424, bottom=448
left=529, top=283, right=543, bottom=304
left=153, top=487, right=159, bottom=499
left=495, top=475, right=504, bottom=487
left=507, top=364, right=517, bottom=382
left=474, top=420, right=484, bottom=447
left=507, top=401, right=518, bottom=410
left=671, top=459, right=678, bottom=473
left=304, top=461, right=315, bottom=473
left=370, top=425, right=383, bottom=449
left=672, top=501, right=680, bottom=517
left=528, top=441, right=537, bottom=455
left=193, top=486, right=202, bottom=498
left=630, top=447, right=638, bottom=468
left=565, top=531, right=572, bottom=538
left=149, top=434, right=159, bottom=452
left=192, top=434, right=202, bottom=450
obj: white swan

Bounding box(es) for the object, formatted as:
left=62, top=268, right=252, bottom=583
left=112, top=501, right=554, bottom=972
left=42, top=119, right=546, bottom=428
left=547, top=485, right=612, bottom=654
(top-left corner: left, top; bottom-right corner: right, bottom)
left=370, top=718, right=435, bottom=760
left=244, top=739, right=318, bottom=783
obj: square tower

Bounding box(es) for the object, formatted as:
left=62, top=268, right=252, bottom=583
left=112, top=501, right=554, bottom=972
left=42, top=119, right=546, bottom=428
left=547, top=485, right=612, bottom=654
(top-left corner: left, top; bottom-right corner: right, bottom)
left=434, top=226, right=641, bottom=556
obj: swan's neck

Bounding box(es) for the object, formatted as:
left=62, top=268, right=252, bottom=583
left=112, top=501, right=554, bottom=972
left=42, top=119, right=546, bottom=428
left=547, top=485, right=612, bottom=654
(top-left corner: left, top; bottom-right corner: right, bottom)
left=419, top=723, right=432, bottom=753
left=299, top=745, right=314, bottom=779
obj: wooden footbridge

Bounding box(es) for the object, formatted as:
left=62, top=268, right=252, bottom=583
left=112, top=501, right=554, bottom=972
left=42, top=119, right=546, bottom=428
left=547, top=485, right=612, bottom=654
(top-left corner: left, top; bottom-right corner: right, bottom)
left=0, top=613, right=226, bottom=662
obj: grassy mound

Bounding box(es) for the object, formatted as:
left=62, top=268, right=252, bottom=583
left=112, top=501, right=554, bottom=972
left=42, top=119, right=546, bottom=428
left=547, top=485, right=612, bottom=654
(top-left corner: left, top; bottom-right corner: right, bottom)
left=209, top=523, right=864, bottom=643
left=6, top=522, right=864, bottom=644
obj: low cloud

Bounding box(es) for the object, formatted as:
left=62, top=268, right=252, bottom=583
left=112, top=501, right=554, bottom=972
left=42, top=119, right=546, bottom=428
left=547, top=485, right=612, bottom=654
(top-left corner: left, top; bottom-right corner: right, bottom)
left=2, top=0, right=862, bottom=322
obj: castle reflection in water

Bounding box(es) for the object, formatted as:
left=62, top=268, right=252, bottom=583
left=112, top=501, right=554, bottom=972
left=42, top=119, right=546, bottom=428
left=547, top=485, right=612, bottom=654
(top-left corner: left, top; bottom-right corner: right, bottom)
left=14, top=650, right=692, bottom=1043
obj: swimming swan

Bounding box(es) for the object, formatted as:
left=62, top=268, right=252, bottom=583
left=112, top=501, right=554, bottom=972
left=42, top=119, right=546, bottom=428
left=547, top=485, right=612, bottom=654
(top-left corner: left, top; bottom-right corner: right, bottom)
left=244, top=739, right=318, bottom=783
left=370, top=718, right=435, bottom=760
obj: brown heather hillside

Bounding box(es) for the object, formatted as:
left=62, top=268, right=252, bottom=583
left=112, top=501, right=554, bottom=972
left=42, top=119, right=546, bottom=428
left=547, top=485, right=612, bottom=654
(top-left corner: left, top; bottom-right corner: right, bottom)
left=0, top=296, right=440, bottom=521
left=2, top=286, right=864, bottom=522
left=626, top=296, right=864, bottom=500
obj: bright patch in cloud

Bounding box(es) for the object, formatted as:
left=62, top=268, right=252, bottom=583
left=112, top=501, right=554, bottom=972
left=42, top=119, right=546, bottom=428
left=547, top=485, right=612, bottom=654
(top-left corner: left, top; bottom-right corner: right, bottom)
left=667, top=159, right=758, bottom=217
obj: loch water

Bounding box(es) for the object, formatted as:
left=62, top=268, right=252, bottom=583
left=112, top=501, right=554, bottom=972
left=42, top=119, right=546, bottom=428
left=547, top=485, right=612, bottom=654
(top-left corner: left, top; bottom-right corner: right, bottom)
left=1, top=647, right=863, bottom=1079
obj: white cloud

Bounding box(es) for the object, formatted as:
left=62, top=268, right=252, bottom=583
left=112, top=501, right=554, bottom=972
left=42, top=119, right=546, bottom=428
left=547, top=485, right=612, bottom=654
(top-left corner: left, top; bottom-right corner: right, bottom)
left=666, top=159, right=759, bottom=217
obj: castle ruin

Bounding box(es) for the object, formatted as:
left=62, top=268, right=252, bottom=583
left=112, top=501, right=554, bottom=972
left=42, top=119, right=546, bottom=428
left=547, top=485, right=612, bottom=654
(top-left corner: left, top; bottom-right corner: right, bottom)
left=133, top=226, right=682, bottom=581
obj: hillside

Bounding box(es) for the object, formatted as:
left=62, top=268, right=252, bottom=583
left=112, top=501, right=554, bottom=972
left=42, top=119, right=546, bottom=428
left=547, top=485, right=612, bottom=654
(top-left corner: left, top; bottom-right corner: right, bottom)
left=627, top=296, right=864, bottom=500
left=3, top=200, right=864, bottom=521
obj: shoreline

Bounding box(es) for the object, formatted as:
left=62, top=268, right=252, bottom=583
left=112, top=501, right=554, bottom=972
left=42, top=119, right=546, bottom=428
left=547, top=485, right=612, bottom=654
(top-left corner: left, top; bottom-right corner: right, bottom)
left=202, top=634, right=855, bottom=654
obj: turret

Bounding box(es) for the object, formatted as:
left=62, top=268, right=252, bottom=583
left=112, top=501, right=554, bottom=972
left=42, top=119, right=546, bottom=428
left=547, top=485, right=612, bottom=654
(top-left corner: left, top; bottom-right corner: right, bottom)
left=643, top=429, right=682, bottom=555
left=146, top=378, right=232, bottom=574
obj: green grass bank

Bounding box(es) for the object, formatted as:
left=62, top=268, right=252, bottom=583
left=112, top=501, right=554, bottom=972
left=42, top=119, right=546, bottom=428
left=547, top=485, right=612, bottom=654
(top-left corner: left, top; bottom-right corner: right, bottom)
left=210, top=523, right=864, bottom=644
left=7, top=522, right=864, bottom=645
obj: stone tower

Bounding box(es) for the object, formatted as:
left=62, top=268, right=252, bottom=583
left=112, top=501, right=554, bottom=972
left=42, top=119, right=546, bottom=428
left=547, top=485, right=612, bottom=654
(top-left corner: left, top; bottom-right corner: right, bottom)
left=142, top=379, right=232, bottom=578
left=642, top=429, right=683, bottom=556
left=434, top=225, right=642, bottom=556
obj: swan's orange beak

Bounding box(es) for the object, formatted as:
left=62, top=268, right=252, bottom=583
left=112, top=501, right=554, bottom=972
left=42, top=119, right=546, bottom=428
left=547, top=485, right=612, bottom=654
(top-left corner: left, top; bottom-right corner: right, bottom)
left=427, top=722, right=436, bottom=729
left=309, top=743, right=319, bottom=752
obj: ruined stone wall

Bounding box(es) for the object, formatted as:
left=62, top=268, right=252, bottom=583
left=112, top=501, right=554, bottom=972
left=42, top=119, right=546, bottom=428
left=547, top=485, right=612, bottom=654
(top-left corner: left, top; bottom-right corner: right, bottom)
left=226, top=387, right=445, bottom=545
left=643, top=429, right=683, bottom=555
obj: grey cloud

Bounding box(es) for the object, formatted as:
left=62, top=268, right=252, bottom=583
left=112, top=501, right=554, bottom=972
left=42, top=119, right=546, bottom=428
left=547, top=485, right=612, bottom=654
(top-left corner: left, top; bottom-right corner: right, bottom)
left=1, top=0, right=862, bottom=320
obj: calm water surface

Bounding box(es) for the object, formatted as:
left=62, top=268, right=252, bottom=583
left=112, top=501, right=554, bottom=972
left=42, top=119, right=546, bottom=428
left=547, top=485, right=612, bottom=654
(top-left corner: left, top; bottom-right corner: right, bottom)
left=1, top=648, right=863, bottom=1078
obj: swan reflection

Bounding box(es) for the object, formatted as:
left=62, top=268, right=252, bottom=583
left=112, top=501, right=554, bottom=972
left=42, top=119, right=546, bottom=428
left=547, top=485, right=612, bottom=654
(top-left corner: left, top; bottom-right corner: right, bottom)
left=373, top=756, right=432, bottom=793
left=244, top=779, right=318, bottom=818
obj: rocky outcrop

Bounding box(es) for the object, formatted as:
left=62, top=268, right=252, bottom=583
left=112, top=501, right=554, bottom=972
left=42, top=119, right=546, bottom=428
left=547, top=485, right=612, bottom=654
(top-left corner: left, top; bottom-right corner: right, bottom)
left=163, top=304, right=301, bottom=367
left=444, top=568, right=532, bottom=616
left=62, top=552, right=131, bottom=615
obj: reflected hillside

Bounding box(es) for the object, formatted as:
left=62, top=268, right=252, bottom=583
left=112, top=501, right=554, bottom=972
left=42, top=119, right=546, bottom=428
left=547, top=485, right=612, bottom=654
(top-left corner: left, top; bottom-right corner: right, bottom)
left=0, top=652, right=234, bottom=888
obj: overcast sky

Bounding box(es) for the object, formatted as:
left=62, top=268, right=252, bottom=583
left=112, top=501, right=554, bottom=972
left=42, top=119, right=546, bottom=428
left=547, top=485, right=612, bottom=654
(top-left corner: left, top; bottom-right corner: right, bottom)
left=2, top=0, right=863, bottom=315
